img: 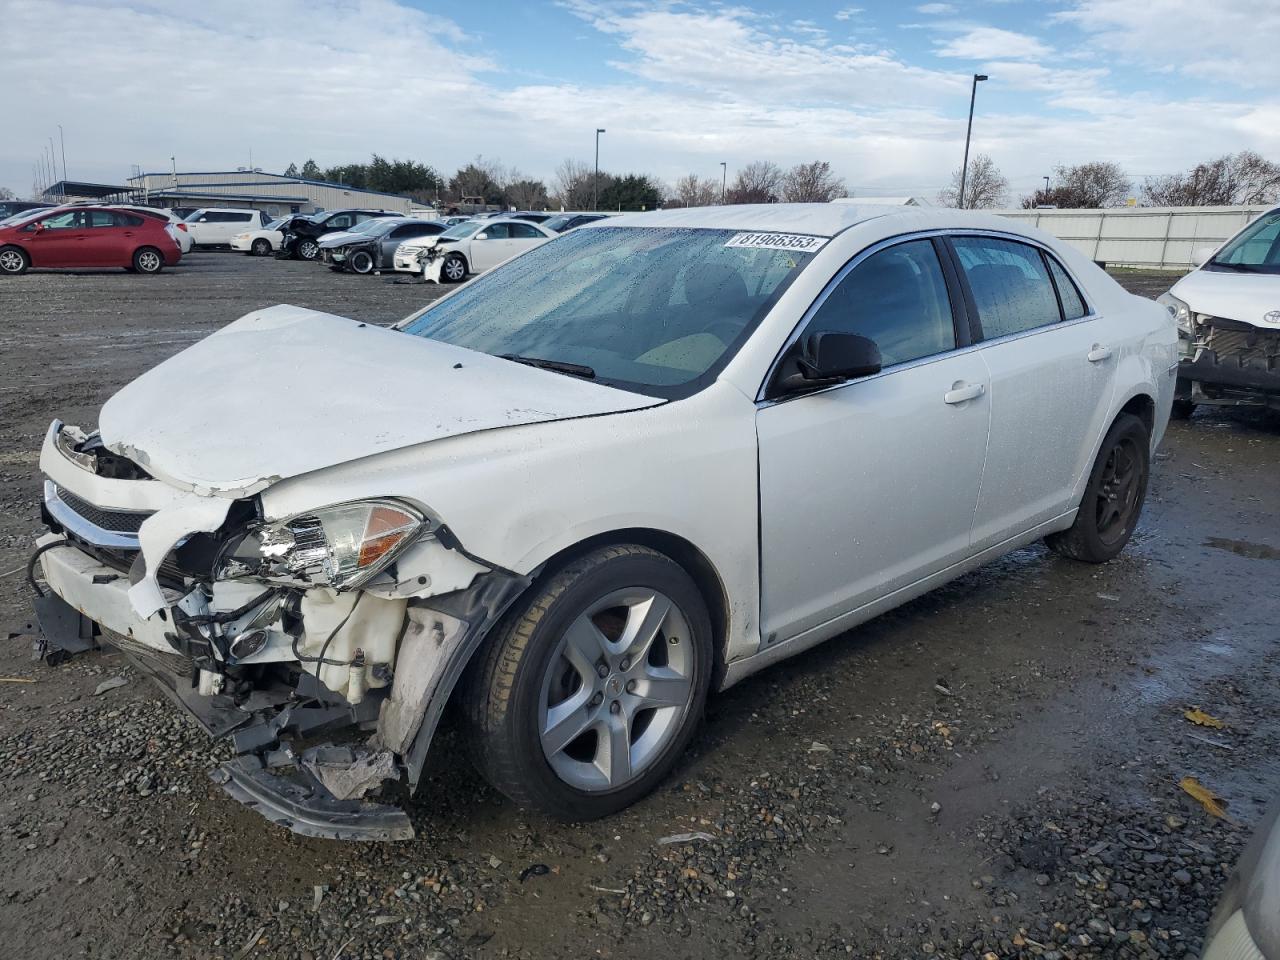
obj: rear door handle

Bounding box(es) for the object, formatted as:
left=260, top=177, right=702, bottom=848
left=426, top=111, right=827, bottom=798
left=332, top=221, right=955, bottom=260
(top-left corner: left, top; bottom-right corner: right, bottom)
left=1087, top=344, right=1112, bottom=362
left=944, top=381, right=985, bottom=404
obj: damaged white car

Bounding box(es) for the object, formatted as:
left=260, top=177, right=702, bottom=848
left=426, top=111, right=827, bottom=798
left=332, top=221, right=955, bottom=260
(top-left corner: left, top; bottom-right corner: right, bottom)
left=30, top=205, right=1176, bottom=840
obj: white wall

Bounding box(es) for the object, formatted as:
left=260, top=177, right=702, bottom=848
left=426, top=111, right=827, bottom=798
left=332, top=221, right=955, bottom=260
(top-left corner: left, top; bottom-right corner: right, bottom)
left=991, top=205, right=1272, bottom=270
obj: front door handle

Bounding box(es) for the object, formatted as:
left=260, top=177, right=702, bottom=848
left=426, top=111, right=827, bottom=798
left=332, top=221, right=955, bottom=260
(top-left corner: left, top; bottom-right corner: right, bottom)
left=1087, top=344, right=1112, bottom=362
left=944, top=381, right=985, bottom=404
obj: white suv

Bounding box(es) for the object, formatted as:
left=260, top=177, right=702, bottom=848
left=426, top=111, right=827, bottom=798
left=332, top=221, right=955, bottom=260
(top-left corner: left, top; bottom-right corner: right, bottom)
left=184, top=208, right=271, bottom=248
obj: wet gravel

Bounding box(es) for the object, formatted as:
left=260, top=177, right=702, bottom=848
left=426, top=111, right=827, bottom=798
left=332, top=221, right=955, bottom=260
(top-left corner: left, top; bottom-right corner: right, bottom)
left=1, top=259, right=1278, bottom=959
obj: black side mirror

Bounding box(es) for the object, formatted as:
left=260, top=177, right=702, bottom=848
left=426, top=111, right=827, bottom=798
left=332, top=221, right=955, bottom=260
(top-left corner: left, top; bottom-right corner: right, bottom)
left=775, top=331, right=882, bottom=395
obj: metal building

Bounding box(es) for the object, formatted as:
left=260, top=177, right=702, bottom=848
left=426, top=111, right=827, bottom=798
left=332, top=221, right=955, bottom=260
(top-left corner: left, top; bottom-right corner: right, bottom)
left=126, top=170, right=418, bottom=216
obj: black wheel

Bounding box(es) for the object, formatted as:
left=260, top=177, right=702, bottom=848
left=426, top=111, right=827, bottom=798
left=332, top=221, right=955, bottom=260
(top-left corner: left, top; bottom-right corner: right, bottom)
left=441, top=252, right=467, bottom=283
left=251, top=238, right=272, bottom=256
left=0, top=246, right=30, bottom=275
left=1170, top=398, right=1196, bottom=420
left=348, top=249, right=375, bottom=274
left=465, top=545, right=713, bottom=821
left=132, top=247, right=164, bottom=274
left=1046, top=413, right=1149, bottom=563
left=296, top=238, right=320, bottom=261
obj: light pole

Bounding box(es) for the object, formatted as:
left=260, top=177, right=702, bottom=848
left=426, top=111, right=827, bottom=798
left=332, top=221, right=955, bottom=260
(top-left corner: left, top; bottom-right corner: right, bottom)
left=58, top=124, right=67, bottom=185
left=720, top=161, right=727, bottom=203
left=593, top=128, right=605, bottom=211
left=958, top=73, right=987, bottom=209
left=1043, top=175, right=1050, bottom=194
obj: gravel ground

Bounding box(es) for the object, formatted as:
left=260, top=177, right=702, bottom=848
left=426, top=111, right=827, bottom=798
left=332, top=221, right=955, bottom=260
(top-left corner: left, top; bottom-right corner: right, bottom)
left=1, top=256, right=1277, bottom=960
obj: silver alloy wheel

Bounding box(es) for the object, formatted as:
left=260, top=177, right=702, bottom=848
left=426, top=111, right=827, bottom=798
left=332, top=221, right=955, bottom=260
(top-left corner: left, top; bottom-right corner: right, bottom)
left=443, top=254, right=466, bottom=281
left=136, top=250, right=161, bottom=272
left=0, top=249, right=24, bottom=273
left=298, top=239, right=319, bottom=260
left=252, top=238, right=271, bottom=256
left=538, top=587, right=695, bottom=792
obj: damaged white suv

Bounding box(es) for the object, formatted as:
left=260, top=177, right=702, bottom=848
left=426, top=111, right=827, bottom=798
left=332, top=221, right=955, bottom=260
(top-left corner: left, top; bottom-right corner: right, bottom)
left=31, top=205, right=1176, bottom=840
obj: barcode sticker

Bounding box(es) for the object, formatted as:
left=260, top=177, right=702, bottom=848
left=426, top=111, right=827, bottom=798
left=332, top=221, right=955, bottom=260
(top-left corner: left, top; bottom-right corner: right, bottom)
left=724, top=232, right=828, bottom=253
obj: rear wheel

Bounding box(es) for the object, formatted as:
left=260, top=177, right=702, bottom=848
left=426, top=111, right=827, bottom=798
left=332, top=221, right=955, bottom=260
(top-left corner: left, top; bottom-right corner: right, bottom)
left=0, top=246, right=29, bottom=275
left=132, top=247, right=164, bottom=274
left=465, top=545, right=712, bottom=820
left=296, top=238, right=320, bottom=261
left=251, top=238, right=272, bottom=256
left=348, top=249, right=375, bottom=274
left=1046, top=413, right=1149, bottom=563
left=441, top=252, right=467, bottom=282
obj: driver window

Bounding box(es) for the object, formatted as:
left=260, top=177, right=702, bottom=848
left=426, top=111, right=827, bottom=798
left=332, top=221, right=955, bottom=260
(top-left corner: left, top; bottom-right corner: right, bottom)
left=481, top=223, right=511, bottom=240
left=807, top=239, right=956, bottom=367
left=328, top=213, right=353, bottom=229
left=36, top=211, right=84, bottom=230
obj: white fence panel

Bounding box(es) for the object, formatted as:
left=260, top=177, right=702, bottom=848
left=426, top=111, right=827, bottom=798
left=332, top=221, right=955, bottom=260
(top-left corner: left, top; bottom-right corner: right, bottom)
left=991, top=205, right=1271, bottom=269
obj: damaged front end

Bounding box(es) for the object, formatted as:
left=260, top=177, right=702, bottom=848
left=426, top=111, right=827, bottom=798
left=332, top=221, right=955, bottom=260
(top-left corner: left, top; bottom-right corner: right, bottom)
left=29, top=420, right=528, bottom=841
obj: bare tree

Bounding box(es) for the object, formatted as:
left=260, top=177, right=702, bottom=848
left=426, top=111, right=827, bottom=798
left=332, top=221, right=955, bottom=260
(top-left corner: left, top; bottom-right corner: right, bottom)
left=0, top=186, right=15, bottom=201
left=780, top=161, right=846, bottom=203
left=938, top=154, right=1008, bottom=209
left=727, top=161, right=784, bottom=204
left=501, top=168, right=550, bottom=210
left=669, top=173, right=721, bottom=207
left=1141, top=151, right=1280, bottom=206
left=552, top=159, right=598, bottom=210
left=1021, top=161, right=1130, bottom=209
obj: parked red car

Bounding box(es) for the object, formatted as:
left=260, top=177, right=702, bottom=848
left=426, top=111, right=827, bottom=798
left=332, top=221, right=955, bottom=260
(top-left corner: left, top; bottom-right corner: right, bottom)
left=0, top=207, right=182, bottom=275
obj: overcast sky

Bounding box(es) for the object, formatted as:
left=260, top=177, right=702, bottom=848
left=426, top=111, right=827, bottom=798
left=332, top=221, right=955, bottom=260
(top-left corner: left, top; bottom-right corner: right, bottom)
left=3, top=0, right=1278, bottom=201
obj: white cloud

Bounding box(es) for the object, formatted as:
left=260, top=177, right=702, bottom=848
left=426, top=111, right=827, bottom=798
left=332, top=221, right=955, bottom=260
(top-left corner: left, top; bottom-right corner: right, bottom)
left=916, top=3, right=956, bottom=13
left=935, top=26, right=1050, bottom=60
left=834, top=7, right=863, bottom=20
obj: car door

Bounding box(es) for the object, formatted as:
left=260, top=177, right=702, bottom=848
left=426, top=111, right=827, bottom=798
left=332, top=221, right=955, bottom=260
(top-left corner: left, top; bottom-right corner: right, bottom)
left=946, top=234, right=1118, bottom=550
left=507, top=222, right=550, bottom=261
left=470, top=222, right=512, bottom=271
left=21, top=210, right=89, bottom=266
left=81, top=210, right=130, bottom=265
left=756, top=237, right=991, bottom=644
left=383, top=224, right=435, bottom=263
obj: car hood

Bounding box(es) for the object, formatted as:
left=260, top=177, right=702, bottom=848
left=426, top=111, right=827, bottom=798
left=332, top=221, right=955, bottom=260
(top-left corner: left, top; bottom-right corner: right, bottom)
left=98, top=304, right=661, bottom=497
left=319, top=230, right=376, bottom=248
left=1171, top=268, right=1280, bottom=329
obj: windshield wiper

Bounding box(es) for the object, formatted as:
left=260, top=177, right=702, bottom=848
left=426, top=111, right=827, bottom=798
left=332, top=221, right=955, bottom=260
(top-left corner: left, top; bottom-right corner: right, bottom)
left=1208, top=260, right=1262, bottom=272
left=500, top=354, right=596, bottom=379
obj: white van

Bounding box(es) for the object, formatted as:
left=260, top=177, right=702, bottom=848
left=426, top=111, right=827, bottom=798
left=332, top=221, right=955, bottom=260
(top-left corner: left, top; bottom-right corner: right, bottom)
left=184, top=208, right=271, bottom=248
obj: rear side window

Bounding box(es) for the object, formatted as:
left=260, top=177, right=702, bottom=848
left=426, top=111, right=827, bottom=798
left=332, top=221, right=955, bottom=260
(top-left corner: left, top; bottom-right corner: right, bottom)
left=952, top=236, right=1061, bottom=339
left=508, top=222, right=543, bottom=239
left=88, top=211, right=118, bottom=228
left=1046, top=257, right=1087, bottom=320
left=806, top=238, right=956, bottom=367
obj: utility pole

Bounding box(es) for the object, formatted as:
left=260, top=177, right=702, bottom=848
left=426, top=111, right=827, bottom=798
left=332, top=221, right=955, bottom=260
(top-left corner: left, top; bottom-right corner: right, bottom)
left=58, top=124, right=67, bottom=185
left=720, top=162, right=727, bottom=203
left=593, top=128, right=605, bottom=211
left=958, top=73, right=987, bottom=209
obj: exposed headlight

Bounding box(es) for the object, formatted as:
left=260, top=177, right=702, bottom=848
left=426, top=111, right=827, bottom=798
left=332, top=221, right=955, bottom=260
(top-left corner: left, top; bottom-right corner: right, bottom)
left=219, top=499, right=426, bottom=590
left=1157, top=292, right=1193, bottom=335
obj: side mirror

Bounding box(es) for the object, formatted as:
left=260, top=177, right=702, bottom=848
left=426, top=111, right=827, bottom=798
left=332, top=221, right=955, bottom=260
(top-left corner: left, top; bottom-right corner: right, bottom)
left=198, top=217, right=209, bottom=223
left=775, top=331, right=882, bottom=395
left=475, top=232, right=488, bottom=240
left=1191, top=245, right=1216, bottom=267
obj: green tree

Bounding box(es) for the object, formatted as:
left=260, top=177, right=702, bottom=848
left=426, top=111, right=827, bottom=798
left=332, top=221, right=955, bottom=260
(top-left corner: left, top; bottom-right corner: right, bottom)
left=598, top=173, right=662, bottom=211
left=283, top=162, right=299, bottom=177
left=299, top=159, right=322, bottom=179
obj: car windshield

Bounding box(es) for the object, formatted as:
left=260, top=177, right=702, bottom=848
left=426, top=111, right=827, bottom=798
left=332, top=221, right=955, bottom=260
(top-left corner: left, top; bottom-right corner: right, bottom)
left=348, top=218, right=395, bottom=235
left=541, top=215, right=574, bottom=232
left=400, top=226, right=817, bottom=398
left=439, top=221, right=482, bottom=240
left=1209, top=210, right=1280, bottom=273
left=0, top=210, right=50, bottom=227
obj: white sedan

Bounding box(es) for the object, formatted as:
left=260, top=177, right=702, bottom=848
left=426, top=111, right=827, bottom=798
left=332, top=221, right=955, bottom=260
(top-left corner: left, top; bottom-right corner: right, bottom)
left=30, top=204, right=1175, bottom=840
left=393, top=218, right=553, bottom=281
left=1159, top=205, right=1280, bottom=417
left=230, top=217, right=288, bottom=256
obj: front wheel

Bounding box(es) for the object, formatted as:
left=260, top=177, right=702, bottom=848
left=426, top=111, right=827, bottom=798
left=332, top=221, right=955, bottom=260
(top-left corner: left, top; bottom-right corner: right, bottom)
left=441, top=252, right=467, bottom=282
left=1046, top=413, right=1149, bottom=563
left=0, top=246, right=30, bottom=275
left=464, top=545, right=712, bottom=820
left=251, top=238, right=272, bottom=256
left=132, top=247, right=164, bottom=274
left=348, top=249, right=375, bottom=274
left=296, top=238, right=320, bottom=261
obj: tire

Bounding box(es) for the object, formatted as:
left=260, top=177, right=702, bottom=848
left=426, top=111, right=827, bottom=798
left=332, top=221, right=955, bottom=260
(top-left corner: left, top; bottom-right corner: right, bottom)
left=441, top=252, right=467, bottom=283
left=1170, top=398, right=1196, bottom=420
left=251, top=238, right=272, bottom=256
left=464, top=544, right=713, bottom=821
left=296, top=238, right=320, bottom=261
left=1046, top=413, right=1150, bottom=563
left=0, top=246, right=29, bottom=275
left=132, top=247, right=164, bottom=274
left=348, top=249, right=375, bottom=274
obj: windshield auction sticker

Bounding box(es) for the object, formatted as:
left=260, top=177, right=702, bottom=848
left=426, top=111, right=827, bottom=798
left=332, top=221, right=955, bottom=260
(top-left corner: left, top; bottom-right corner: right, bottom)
left=724, top=232, right=829, bottom=253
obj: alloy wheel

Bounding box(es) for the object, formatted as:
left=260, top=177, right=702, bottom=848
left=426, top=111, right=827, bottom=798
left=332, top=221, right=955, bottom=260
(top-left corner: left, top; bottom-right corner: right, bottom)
left=443, top=256, right=465, bottom=281
left=298, top=240, right=319, bottom=260
left=1095, top=436, right=1141, bottom=546
left=538, top=588, right=695, bottom=792
left=136, top=250, right=161, bottom=273
left=0, top=249, right=24, bottom=273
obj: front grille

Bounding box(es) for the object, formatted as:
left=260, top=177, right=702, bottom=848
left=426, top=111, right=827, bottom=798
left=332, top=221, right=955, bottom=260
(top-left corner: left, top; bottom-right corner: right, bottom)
left=1203, top=323, right=1280, bottom=368
left=57, top=488, right=151, bottom=533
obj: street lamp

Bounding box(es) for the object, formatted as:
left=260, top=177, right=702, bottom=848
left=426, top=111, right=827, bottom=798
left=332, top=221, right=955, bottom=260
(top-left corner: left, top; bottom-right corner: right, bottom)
left=1043, top=175, right=1050, bottom=194
left=593, top=128, right=606, bottom=211
left=958, top=73, right=987, bottom=209
left=720, top=161, right=727, bottom=203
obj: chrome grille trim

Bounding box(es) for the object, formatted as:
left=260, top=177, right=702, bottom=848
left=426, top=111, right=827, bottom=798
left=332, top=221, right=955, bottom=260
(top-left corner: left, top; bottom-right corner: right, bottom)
left=44, top=480, right=148, bottom=549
